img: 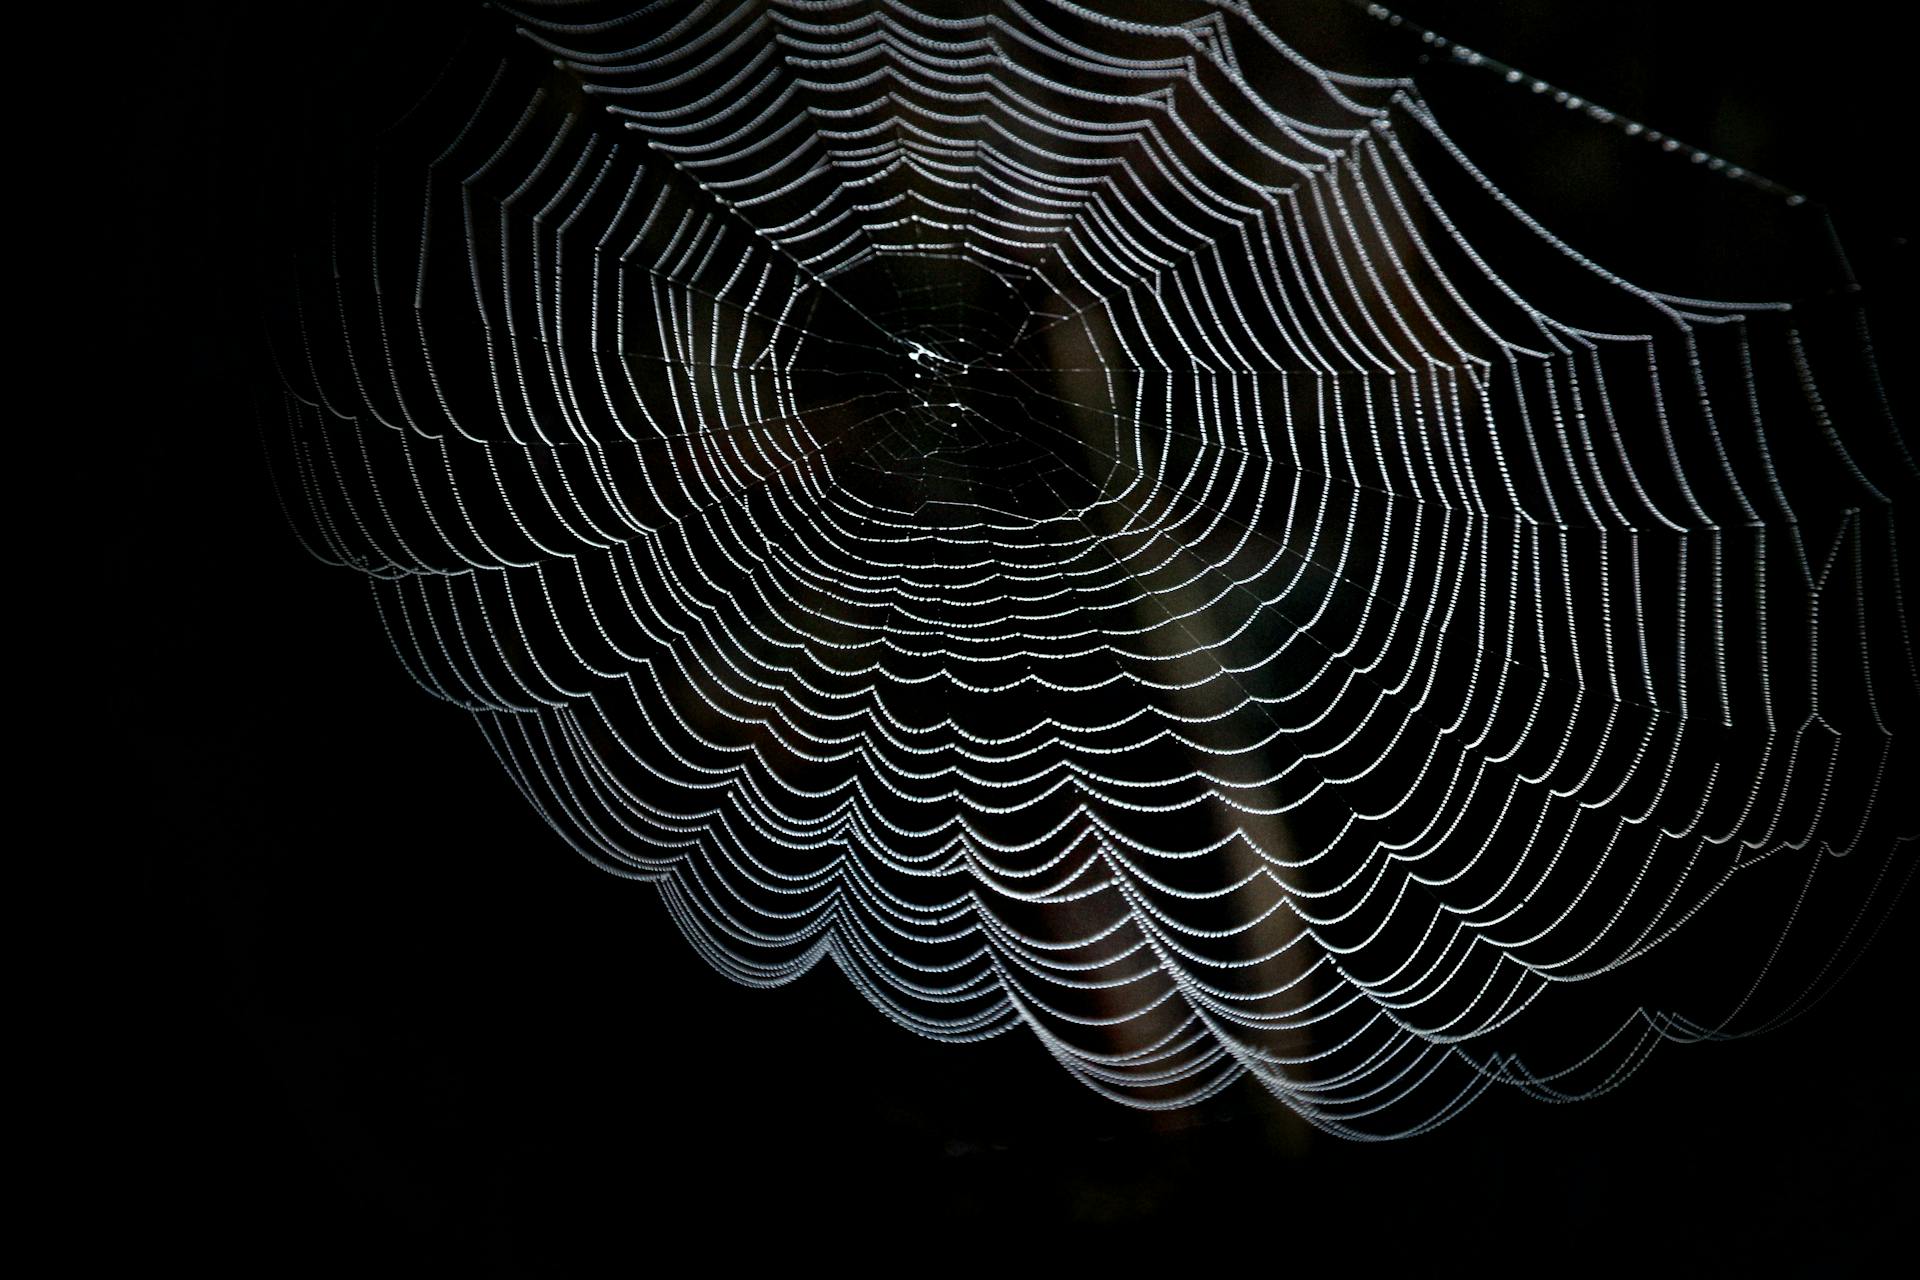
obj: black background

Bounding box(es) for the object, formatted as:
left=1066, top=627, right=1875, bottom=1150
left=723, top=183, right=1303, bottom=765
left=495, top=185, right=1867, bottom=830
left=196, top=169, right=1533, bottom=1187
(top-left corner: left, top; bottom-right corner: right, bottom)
left=112, top=1, right=1913, bottom=1269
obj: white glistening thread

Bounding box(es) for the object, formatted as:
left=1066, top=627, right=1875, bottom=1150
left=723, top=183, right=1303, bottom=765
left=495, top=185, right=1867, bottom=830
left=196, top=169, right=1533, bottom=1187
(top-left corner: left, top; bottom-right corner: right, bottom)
left=271, top=0, right=1917, bottom=1137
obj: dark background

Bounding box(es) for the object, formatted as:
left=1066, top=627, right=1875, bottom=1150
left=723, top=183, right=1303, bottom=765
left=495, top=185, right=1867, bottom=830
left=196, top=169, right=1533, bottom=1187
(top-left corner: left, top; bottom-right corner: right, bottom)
left=112, top=1, right=1913, bottom=1269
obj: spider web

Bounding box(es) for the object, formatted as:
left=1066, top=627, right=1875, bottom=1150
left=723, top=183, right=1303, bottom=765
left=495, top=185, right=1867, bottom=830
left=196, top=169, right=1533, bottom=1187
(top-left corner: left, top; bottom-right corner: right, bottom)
left=268, top=0, right=1917, bottom=1137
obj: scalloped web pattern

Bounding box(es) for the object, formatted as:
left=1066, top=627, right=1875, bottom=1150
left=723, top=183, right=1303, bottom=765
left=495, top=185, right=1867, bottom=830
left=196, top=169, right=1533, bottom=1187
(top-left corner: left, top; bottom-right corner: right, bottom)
left=271, top=0, right=1917, bottom=1136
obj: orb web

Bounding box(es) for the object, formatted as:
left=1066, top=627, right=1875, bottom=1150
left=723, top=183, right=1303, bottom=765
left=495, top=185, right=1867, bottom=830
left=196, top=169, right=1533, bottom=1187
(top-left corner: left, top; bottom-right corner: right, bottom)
left=268, top=0, right=1917, bottom=1137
